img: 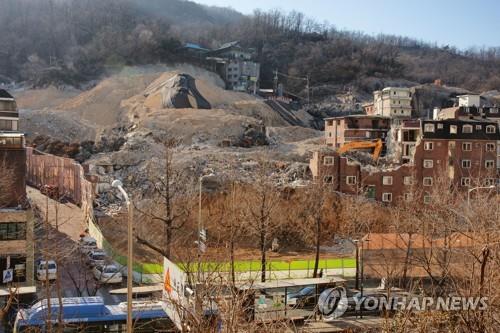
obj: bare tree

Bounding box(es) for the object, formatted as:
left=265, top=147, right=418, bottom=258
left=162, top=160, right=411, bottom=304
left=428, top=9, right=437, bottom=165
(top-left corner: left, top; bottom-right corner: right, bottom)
left=135, top=139, right=194, bottom=259
left=242, top=162, right=281, bottom=282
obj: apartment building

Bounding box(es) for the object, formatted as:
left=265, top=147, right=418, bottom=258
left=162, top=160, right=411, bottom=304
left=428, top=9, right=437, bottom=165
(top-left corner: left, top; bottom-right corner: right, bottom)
left=310, top=118, right=499, bottom=204
left=0, top=89, right=34, bottom=289
left=324, top=115, right=391, bottom=148
left=206, top=41, right=260, bottom=92
left=373, top=87, right=412, bottom=118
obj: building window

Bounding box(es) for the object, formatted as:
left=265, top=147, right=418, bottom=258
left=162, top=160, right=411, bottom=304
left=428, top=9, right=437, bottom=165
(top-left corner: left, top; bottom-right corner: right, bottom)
left=346, top=176, right=357, bottom=185
left=382, top=176, right=393, bottom=185
left=484, top=178, right=495, bottom=186
left=490, top=107, right=498, bottom=114
left=323, top=156, right=334, bottom=165
left=486, top=125, right=496, bottom=134
left=403, top=176, right=414, bottom=185
left=461, top=177, right=471, bottom=187
left=437, top=123, right=444, bottom=129
left=485, top=160, right=495, bottom=169
left=424, top=124, right=435, bottom=132
left=323, top=175, right=334, bottom=184
left=423, top=159, right=434, bottom=168
left=423, top=177, right=433, bottom=186
left=423, top=193, right=431, bottom=204
left=462, top=125, right=473, bottom=133
left=486, top=143, right=495, bottom=152
left=404, top=193, right=413, bottom=201
left=462, top=160, right=471, bottom=168
left=424, top=142, right=434, bottom=151
left=450, top=125, right=457, bottom=134
left=382, top=193, right=392, bottom=202
left=462, top=142, right=472, bottom=151
left=0, top=223, right=26, bottom=241
left=476, top=125, right=482, bottom=130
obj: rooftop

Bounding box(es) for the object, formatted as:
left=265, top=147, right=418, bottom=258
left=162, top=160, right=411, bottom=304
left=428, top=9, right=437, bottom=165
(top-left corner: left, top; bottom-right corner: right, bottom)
left=0, top=89, right=14, bottom=100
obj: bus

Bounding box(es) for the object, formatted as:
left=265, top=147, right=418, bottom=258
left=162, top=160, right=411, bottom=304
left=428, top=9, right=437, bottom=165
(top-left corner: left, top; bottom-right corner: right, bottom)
left=13, top=296, right=175, bottom=332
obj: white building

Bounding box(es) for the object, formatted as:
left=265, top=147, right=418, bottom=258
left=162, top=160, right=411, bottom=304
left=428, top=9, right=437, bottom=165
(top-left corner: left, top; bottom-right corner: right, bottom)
left=373, top=87, right=412, bottom=118
left=458, top=94, right=481, bottom=107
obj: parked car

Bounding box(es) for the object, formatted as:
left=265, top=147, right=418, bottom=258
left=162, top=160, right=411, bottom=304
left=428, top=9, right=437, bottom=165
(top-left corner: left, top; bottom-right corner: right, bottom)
left=287, top=284, right=338, bottom=308
left=79, top=236, right=97, bottom=254
left=36, top=260, right=57, bottom=281
left=93, top=264, right=123, bottom=284
left=87, top=249, right=108, bottom=267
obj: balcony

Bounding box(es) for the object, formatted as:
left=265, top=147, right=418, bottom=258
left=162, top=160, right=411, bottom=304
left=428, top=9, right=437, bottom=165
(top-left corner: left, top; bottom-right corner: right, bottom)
left=0, top=134, right=25, bottom=149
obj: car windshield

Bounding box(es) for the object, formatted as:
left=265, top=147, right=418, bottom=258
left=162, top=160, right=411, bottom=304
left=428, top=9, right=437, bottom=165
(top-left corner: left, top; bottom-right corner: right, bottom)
left=40, top=263, right=56, bottom=270
left=104, top=267, right=118, bottom=274
left=298, top=286, right=314, bottom=296
left=93, top=254, right=106, bottom=260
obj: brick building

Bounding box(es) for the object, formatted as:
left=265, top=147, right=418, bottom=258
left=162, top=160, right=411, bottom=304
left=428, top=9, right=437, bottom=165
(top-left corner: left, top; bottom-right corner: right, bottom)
left=310, top=118, right=499, bottom=204
left=324, top=115, right=391, bottom=148
left=0, top=89, right=34, bottom=289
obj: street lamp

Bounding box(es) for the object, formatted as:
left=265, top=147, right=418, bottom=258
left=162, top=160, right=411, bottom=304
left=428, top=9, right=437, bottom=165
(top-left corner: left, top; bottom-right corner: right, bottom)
left=197, top=174, right=214, bottom=278
left=112, top=180, right=133, bottom=333
left=467, top=185, right=495, bottom=205
left=352, top=239, right=360, bottom=291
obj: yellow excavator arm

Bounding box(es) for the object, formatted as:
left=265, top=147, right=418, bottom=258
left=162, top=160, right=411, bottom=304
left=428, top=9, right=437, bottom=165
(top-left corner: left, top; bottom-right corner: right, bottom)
left=337, top=139, right=383, bottom=161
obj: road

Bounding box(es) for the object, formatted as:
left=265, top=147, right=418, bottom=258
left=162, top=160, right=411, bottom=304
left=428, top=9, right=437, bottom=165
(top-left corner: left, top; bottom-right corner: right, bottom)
left=27, top=186, right=125, bottom=305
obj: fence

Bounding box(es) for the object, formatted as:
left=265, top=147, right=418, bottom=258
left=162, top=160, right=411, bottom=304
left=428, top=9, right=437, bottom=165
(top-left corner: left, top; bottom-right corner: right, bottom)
left=25, top=148, right=95, bottom=217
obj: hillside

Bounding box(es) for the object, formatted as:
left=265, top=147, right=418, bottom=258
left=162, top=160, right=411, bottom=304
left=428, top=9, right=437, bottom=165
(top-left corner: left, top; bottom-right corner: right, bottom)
left=1, top=0, right=499, bottom=98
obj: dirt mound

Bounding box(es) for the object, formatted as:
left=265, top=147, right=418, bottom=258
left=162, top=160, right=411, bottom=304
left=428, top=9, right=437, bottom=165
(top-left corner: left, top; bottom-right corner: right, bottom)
left=143, top=73, right=211, bottom=109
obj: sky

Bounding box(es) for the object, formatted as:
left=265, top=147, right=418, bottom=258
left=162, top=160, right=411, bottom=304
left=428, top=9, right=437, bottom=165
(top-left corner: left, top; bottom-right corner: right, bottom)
left=194, top=0, right=500, bottom=49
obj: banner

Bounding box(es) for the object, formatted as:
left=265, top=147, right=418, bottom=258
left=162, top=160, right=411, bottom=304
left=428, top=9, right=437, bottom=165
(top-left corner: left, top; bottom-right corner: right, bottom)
left=162, top=257, right=187, bottom=331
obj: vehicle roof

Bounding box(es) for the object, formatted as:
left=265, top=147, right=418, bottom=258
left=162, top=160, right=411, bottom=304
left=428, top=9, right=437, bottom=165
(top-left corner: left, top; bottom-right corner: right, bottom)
left=39, top=260, right=56, bottom=265
left=90, top=249, right=107, bottom=254
left=237, top=277, right=346, bottom=291
left=80, top=236, right=97, bottom=242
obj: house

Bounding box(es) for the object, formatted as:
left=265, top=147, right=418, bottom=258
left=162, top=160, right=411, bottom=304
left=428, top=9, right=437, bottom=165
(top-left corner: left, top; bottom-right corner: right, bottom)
left=373, top=87, right=412, bottom=119
left=206, top=41, right=260, bottom=92
left=324, top=115, right=391, bottom=148
left=0, top=90, right=35, bottom=291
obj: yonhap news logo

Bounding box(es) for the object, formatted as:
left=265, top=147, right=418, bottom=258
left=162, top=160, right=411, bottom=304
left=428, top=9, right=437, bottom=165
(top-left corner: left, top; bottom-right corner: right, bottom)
left=318, top=287, right=349, bottom=320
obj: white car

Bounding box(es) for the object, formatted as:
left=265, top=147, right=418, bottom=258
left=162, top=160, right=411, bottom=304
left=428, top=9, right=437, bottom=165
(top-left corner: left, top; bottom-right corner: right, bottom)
left=87, top=249, right=108, bottom=267
left=93, top=265, right=123, bottom=284
left=37, top=260, right=57, bottom=281
left=79, top=236, right=97, bottom=254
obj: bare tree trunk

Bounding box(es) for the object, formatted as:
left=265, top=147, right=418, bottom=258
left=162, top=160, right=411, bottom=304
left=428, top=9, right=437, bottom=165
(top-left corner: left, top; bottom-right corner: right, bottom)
left=313, top=216, right=321, bottom=278
left=260, top=227, right=266, bottom=283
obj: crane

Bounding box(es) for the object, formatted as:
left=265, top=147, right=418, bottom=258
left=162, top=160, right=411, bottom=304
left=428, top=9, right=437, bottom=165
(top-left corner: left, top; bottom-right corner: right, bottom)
left=337, top=139, right=384, bottom=162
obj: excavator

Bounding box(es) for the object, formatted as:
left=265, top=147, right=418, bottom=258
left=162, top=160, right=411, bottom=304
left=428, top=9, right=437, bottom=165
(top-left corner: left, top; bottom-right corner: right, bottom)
left=337, top=139, right=384, bottom=162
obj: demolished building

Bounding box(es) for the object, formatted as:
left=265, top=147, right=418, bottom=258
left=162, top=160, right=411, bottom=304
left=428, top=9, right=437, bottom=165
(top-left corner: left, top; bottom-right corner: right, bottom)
left=310, top=117, right=499, bottom=204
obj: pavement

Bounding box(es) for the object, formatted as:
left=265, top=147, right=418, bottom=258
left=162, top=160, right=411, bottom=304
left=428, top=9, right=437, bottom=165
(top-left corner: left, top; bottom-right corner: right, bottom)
left=27, top=186, right=126, bottom=305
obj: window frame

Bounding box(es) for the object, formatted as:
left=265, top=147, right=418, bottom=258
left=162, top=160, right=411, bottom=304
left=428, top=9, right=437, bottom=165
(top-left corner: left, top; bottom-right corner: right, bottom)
left=323, top=175, right=334, bottom=184
left=485, top=160, right=495, bottom=169
left=462, top=124, right=473, bottom=133
left=346, top=176, right=357, bottom=185
left=323, top=156, right=334, bottom=166
left=462, top=142, right=472, bottom=151
left=486, top=125, right=496, bottom=134
left=423, top=159, right=434, bottom=168
left=382, top=176, right=393, bottom=185
left=382, top=192, right=393, bottom=202
left=485, top=143, right=495, bottom=152
left=424, top=124, right=435, bottom=133
left=460, top=177, right=471, bottom=187
left=462, top=160, right=471, bottom=169
left=424, top=142, right=434, bottom=151
left=423, top=177, right=433, bottom=186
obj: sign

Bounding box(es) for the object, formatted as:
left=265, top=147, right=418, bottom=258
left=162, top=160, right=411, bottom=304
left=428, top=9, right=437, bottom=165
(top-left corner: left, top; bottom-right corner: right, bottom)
left=3, top=269, right=13, bottom=283
left=162, top=257, right=187, bottom=331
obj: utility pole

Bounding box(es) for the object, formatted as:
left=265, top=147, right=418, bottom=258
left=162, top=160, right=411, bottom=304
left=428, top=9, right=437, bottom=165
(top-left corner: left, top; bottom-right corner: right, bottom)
left=306, top=74, right=310, bottom=105
left=273, top=69, right=278, bottom=95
